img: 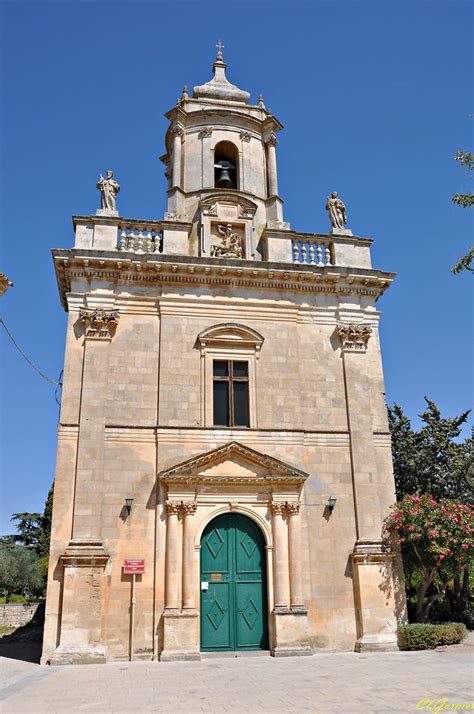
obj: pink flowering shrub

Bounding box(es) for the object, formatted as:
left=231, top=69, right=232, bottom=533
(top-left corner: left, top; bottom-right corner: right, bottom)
left=384, top=494, right=473, bottom=622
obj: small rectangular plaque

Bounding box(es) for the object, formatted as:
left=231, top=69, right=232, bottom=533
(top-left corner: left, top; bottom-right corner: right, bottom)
left=123, top=559, right=145, bottom=574
left=210, top=573, right=222, bottom=582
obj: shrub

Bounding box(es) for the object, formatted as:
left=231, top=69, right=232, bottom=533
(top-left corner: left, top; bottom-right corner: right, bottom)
left=398, top=623, right=467, bottom=650
left=7, top=594, right=28, bottom=604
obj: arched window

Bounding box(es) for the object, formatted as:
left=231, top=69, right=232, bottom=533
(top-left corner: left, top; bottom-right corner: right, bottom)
left=214, top=141, right=239, bottom=190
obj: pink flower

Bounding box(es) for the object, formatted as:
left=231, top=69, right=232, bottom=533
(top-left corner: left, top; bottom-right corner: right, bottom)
left=409, top=525, right=415, bottom=532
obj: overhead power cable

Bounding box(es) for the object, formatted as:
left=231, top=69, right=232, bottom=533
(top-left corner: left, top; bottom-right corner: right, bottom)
left=0, top=317, right=62, bottom=389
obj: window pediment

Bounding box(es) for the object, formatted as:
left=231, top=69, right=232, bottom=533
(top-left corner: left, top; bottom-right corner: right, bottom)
left=197, top=323, right=264, bottom=354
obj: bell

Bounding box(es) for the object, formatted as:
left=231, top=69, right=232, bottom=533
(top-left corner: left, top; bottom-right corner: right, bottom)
left=217, top=167, right=233, bottom=188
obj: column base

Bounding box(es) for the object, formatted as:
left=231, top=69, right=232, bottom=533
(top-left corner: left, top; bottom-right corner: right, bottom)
left=270, top=608, right=312, bottom=657
left=160, top=609, right=201, bottom=662
left=354, top=634, right=399, bottom=653
left=50, top=644, right=107, bottom=665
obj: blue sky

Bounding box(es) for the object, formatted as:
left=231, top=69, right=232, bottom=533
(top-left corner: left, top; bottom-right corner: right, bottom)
left=0, top=1, right=472, bottom=534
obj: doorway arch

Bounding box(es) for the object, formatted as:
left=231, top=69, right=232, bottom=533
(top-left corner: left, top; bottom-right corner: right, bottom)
left=200, top=512, right=269, bottom=652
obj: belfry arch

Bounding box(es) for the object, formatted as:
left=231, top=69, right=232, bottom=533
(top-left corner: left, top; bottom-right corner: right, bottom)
left=214, top=140, right=239, bottom=189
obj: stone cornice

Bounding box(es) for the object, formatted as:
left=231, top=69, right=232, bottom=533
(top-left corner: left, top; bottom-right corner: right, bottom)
left=52, top=249, right=395, bottom=311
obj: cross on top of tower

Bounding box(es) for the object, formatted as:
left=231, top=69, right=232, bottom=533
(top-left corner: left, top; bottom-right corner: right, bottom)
left=216, top=40, right=224, bottom=61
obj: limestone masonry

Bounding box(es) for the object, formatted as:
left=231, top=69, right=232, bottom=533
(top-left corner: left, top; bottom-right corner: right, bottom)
left=42, top=48, right=406, bottom=665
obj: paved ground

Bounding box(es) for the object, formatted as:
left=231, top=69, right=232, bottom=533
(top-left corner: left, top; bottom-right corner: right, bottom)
left=1, top=636, right=473, bottom=713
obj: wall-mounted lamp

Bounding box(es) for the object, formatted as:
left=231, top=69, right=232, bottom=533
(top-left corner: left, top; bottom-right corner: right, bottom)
left=124, top=497, right=134, bottom=516
left=327, top=496, right=337, bottom=513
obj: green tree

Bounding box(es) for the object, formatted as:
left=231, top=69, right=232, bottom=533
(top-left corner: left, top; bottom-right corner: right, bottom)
left=384, top=495, right=473, bottom=622
left=388, top=398, right=472, bottom=503
left=452, top=150, right=473, bottom=273
left=10, top=512, right=42, bottom=549
left=0, top=543, right=43, bottom=601
left=37, top=483, right=54, bottom=558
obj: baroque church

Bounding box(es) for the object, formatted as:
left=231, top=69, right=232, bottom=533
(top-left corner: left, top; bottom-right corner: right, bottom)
left=42, top=47, right=406, bottom=664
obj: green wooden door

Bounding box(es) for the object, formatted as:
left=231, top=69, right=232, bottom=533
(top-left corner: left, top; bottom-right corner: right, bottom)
left=200, top=513, right=268, bottom=651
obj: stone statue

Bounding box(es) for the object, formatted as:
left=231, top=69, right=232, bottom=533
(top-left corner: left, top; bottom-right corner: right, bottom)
left=325, top=192, right=347, bottom=231
left=211, top=224, right=243, bottom=258
left=97, top=170, right=120, bottom=214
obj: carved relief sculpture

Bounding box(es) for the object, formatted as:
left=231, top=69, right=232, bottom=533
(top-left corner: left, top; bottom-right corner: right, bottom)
left=96, top=171, right=120, bottom=214
left=211, top=223, right=243, bottom=259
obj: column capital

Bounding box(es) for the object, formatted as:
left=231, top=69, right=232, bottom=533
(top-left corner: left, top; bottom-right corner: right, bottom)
left=285, top=502, right=301, bottom=516
left=165, top=500, right=182, bottom=515
left=171, top=123, right=184, bottom=138
left=79, top=308, right=119, bottom=340
left=336, top=323, right=372, bottom=352
left=265, top=132, right=278, bottom=147
left=270, top=501, right=286, bottom=516
left=181, top=501, right=197, bottom=516
left=198, top=127, right=213, bottom=139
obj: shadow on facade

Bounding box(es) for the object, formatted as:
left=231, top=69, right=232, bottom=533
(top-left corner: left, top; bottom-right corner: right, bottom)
left=0, top=602, right=45, bottom=664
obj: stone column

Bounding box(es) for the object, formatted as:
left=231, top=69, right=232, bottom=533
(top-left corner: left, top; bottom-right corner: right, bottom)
left=270, top=501, right=290, bottom=609
left=181, top=501, right=197, bottom=610
left=266, top=134, right=279, bottom=197
left=171, top=125, right=183, bottom=189
left=164, top=500, right=181, bottom=611
left=286, top=503, right=304, bottom=610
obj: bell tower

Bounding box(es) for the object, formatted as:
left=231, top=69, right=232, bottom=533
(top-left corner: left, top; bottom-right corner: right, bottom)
left=160, top=43, right=287, bottom=260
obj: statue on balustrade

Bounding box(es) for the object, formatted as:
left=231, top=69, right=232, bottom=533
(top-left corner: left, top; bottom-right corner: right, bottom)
left=211, top=223, right=243, bottom=259
left=97, top=170, right=120, bottom=214
left=325, top=191, right=347, bottom=231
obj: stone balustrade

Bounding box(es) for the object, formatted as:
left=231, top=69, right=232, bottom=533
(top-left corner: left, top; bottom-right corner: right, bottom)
left=117, top=221, right=162, bottom=254
left=292, top=237, right=333, bottom=266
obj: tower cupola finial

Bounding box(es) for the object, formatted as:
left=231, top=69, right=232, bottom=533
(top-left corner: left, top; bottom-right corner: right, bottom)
left=216, top=39, right=225, bottom=62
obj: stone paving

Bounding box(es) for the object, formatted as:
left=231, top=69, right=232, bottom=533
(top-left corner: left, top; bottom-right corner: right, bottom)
left=0, top=639, right=473, bottom=713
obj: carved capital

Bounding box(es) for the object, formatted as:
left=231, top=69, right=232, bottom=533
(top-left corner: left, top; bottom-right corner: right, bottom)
left=181, top=501, right=197, bottom=516
left=285, top=502, right=301, bottom=517
left=198, top=127, right=213, bottom=139
left=171, top=123, right=184, bottom=138
left=270, top=501, right=287, bottom=516
left=165, top=500, right=181, bottom=516
left=265, top=133, right=278, bottom=147
left=239, top=131, right=251, bottom=143
left=336, top=323, right=372, bottom=352
left=79, top=308, right=119, bottom=339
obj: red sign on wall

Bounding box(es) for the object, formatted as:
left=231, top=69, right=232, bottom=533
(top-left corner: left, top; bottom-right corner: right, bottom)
left=123, top=559, right=145, bottom=574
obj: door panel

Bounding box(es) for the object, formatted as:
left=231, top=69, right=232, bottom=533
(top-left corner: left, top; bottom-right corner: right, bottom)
left=200, top=513, right=268, bottom=651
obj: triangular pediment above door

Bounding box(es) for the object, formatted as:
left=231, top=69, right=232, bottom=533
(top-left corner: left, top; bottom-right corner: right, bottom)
left=159, top=441, right=308, bottom=487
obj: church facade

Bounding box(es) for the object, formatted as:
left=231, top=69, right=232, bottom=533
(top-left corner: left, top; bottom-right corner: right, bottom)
left=42, top=48, right=406, bottom=665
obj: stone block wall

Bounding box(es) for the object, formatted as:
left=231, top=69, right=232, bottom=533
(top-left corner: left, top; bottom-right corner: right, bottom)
left=0, top=602, right=42, bottom=628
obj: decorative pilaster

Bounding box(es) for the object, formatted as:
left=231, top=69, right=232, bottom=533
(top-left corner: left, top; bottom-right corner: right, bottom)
left=270, top=501, right=290, bottom=610
left=181, top=501, right=197, bottom=610
left=352, top=540, right=399, bottom=652
left=51, top=540, right=110, bottom=665
left=164, top=500, right=181, bottom=611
